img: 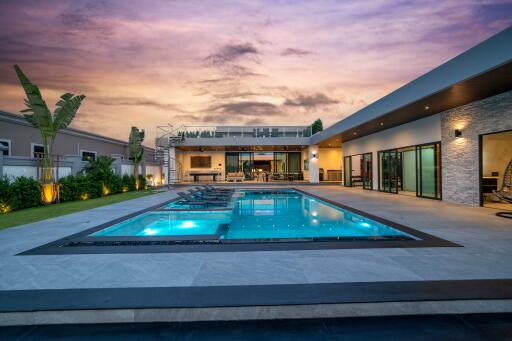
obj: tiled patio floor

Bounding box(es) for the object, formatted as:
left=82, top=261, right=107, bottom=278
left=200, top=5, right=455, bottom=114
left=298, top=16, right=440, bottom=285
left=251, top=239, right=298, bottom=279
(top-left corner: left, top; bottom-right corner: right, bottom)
left=0, top=185, right=511, bottom=291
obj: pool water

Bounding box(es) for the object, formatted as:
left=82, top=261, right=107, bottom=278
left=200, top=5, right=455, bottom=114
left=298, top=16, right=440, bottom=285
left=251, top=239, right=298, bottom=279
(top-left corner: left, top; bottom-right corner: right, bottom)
left=91, top=190, right=415, bottom=240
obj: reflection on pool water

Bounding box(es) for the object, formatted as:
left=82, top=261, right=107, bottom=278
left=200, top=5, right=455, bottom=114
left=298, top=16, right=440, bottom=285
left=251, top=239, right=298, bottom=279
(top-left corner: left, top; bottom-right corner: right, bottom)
left=91, top=190, right=415, bottom=240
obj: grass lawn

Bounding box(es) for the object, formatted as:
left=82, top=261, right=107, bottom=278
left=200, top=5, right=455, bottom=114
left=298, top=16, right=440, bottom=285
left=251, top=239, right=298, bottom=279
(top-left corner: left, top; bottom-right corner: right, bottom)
left=0, top=190, right=158, bottom=230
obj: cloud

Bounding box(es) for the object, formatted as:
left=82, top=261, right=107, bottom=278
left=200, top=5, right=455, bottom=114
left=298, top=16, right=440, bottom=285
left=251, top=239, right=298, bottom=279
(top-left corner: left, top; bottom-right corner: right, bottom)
left=284, top=93, right=339, bottom=107
left=208, top=101, right=280, bottom=117
left=204, top=43, right=260, bottom=66
left=244, top=118, right=265, bottom=125
left=92, top=96, right=184, bottom=111
left=280, top=48, right=311, bottom=56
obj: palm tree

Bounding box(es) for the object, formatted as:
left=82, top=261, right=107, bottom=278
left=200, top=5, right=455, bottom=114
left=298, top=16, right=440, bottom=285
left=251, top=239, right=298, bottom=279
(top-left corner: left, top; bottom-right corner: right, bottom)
left=14, top=65, right=86, bottom=203
left=128, top=126, right=144, bottom=189
left=83, top=155, right=115, bottom=196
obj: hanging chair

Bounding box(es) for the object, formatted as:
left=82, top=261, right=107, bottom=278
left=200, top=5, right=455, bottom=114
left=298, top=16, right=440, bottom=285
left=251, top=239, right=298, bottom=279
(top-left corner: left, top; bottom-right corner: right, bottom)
left=492, top=159, right=512, bottom=204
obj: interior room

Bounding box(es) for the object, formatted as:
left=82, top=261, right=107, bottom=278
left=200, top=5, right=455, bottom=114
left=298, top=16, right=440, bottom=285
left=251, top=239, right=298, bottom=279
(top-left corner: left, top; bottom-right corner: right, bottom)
left=481, top=130, right=512, bottom=210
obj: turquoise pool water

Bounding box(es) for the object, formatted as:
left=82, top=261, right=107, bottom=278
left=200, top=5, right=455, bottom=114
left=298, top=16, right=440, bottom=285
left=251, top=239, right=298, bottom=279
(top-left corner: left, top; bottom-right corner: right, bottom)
left=91, top=190, right=415, bottom=240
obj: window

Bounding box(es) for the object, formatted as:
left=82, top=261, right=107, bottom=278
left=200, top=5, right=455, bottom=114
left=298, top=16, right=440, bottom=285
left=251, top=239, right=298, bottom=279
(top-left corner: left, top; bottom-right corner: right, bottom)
left=31, top=143, right=44, bottom=158
left=0, top=139, right=11, bottom=156
left=190, top=156, right=211, bottom=168
left=81, top=150, right=97, bottom=161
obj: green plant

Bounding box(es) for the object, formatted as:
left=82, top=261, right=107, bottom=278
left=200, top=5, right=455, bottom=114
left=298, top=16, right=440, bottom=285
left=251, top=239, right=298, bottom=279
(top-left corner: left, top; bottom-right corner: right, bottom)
left=138, top=174, right=147, bottom=190
left=59, top=175, right=94, bottom=202
left=121, top=174, right=135, bottom=192
left=6, top=177, right=40, bottom=210
left=108, top=175, right=123, bottom=194
left=14, top=65, right=85, bottom=203
left=312, top=119, right=323, bottom=135
left=128, top=126, right=145, bottom=184
left=83, top=155, right=115, bottom=181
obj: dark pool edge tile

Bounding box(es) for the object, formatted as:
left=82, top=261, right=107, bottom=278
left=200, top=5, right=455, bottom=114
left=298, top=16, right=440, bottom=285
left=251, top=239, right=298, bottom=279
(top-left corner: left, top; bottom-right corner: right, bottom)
left=1, top=279, right=511, bottom=313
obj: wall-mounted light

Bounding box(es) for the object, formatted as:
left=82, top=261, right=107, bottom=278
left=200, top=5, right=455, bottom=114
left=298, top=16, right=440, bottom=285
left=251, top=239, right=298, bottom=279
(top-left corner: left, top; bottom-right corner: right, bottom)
left=312, top=153, right=317, bottom=158
left=454, top=129, right=462, bottom=137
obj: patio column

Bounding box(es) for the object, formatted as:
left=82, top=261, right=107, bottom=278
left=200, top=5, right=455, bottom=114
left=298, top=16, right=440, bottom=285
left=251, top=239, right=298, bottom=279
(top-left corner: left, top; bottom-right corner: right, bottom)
left=308, top=144, right=319, bottom=183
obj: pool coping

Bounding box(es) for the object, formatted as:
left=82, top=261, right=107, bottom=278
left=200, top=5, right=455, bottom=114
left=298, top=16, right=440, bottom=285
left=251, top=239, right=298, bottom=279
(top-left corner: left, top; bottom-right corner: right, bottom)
left=19, top=188, right=460, bottom=255
left=1, top=279, right=511, bottom=314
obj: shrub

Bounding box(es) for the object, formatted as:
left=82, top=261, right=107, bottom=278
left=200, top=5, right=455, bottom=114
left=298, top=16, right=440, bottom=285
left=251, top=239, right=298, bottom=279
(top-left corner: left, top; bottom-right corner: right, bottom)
left=138, top=174, right=147, bottom=190
left=122, top=174, right=134, bottom=192
left=107, top=174, right=123, bottom=195
left=59, top=175, right=95, bottom=202
left=7, top=176, right=40, bottom=210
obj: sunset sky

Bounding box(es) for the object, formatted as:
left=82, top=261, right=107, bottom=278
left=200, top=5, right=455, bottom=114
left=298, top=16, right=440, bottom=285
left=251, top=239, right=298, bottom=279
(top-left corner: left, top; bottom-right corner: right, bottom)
left=1, top=1, right=511, bottom=146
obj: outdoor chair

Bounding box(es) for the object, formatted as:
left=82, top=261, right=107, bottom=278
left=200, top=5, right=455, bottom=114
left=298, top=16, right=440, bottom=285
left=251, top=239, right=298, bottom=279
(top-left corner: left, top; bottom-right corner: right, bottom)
left=202, top=185, right=234, bottom=193
left=177, top=192, right=228, bottom=207
left=189, top=189, right=231, bottom=202
left=192, top=187, right=231, bottom=199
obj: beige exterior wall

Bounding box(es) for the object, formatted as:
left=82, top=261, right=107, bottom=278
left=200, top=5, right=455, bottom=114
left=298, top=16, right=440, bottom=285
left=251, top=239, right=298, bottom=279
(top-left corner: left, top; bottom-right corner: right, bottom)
left=179, top=150, right=225, bottom=181
left=301, top=148, right=309, bottom=181
left=319, top=148, right=342, bottom=171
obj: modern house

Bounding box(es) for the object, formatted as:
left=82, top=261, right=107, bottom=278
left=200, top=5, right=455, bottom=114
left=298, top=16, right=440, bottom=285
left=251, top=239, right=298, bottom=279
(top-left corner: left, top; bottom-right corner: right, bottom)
left=0, top=111, right=163, bottom=184
left=157, top=26, right=512, bottom=208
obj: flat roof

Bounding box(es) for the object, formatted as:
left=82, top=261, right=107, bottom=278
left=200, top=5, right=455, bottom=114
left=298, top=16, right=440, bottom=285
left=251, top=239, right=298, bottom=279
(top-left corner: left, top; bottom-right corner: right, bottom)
left=311, top=26, right=512, bottom=145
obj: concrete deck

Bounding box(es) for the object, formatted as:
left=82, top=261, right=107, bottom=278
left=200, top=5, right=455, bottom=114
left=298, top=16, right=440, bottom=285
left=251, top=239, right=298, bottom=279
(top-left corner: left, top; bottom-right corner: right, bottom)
left=0, top=185, right=511, bottom=324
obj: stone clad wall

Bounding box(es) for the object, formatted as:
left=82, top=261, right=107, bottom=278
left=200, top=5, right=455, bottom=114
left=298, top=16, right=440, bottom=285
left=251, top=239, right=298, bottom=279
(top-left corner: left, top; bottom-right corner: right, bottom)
left=441, top=91, right=512, bottom=205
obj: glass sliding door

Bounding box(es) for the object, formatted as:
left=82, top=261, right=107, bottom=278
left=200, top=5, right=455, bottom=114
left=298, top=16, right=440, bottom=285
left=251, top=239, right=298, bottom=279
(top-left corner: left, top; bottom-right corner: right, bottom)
left=343, top=156, right=352, bottom=186
left=225, top=152, right=239, bottom=174
left=274, top=152, right=287, bottom=180
left=379, top=149, right=399, bottom=193
left=400, top=149, right=416, bottom=195
left=287, top=152, right=301, bottom=180
left=239, top=152, right=254, bottom=180
left=416, top=143, right=441, bottom=199
left=362, top=153, right=372, bottom=190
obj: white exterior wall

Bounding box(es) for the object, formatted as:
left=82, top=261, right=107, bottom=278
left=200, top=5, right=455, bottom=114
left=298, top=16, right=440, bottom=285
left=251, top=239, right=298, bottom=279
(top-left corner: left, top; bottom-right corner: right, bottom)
left=121, top=164, right=142, bottom=176
left=3, top=166, right=72, bottom=180
left=342, top=114, right=441, bottom=190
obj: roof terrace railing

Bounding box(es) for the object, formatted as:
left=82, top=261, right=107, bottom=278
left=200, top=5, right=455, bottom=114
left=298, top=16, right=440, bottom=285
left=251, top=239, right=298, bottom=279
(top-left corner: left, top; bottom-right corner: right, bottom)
left=178, top=126, right=312, bottom=139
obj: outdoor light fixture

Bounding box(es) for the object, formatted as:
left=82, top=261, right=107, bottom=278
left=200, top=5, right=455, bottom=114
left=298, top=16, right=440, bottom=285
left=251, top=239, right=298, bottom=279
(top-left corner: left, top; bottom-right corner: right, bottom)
left=313, top=152, right=317, bottom=158
left=425, top=106, right=430, bottom=110
left=454, top=129, right=462, bottom=137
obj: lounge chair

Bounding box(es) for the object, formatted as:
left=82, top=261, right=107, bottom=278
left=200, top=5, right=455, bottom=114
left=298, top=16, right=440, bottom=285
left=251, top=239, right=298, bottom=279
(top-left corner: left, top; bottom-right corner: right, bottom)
left=201, top=185, right=234, bottom=193
left=188, top=188, right=231, bottom=200
left=193, top=188, right=232, bottom=199
left=177, top=192, right=228, bottom=207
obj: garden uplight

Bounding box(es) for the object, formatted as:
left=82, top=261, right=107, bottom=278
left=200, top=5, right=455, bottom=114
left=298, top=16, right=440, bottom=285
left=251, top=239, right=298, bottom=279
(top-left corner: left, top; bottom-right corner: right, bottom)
left=41, top=183, right=58, bottom=204
left=102, top=184, right=110, bottom=196
left=0, top=201, right=11, bottom=214
left=80, top=193, right=89, bottom=200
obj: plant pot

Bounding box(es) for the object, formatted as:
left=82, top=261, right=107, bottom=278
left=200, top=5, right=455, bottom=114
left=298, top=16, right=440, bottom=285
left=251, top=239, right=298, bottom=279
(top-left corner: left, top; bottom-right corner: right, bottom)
left=41, top=183, right=58, bottom=204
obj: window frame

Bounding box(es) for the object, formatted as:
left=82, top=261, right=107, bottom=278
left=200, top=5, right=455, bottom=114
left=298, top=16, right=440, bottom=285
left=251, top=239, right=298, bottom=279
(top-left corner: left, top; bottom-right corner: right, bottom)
left=80, top=149, right=97, bottom=162
left=31, top=143, right=45, bottom=159
left=0, top=139, right=11, bottom=157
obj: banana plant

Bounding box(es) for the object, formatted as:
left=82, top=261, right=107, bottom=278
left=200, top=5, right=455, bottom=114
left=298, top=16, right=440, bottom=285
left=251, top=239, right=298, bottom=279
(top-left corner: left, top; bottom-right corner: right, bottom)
left=128, top=126, right=145, bottom=188
left=14, top=65, right=85, bottom=202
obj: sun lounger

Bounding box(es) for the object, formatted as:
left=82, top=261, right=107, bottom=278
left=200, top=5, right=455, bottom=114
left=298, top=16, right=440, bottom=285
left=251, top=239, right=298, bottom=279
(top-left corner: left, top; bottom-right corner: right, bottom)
left=202, top=185, right=234, bottom=192
left=195, top=187, right=232, bottom=197
left=188, top=188, right=231, bottom=200
left=177, top=192, right=228, bottom=207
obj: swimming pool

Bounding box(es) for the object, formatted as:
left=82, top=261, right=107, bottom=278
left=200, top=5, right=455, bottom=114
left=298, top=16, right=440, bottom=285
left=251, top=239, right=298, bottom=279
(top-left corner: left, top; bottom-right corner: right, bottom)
left=91, top=190, right=415, bottom=241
